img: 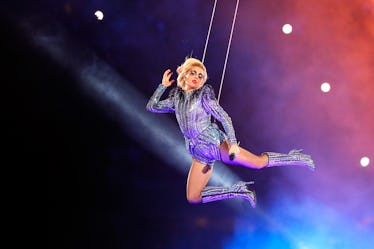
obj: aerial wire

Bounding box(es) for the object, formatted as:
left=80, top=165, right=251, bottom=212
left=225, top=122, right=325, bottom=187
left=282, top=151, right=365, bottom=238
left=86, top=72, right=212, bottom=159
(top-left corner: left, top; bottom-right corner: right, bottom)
left=201, top=0, right=240, bottom=103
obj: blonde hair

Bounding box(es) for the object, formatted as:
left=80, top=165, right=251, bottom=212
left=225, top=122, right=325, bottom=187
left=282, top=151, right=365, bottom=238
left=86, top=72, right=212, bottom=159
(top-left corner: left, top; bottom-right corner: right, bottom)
left=176, top=57, right=208, bottom=89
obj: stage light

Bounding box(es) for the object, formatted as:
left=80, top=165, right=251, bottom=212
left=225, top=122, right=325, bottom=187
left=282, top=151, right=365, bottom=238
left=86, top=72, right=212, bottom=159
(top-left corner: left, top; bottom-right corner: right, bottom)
left=94, top=10, right=104, bottom=20
left=282, top=24, right=293, bottom=34
left=320, top=82, right=331, bottom=93
left=360, top=156, right=370, bottom=167
left=24, top=21, right=243, bottom=191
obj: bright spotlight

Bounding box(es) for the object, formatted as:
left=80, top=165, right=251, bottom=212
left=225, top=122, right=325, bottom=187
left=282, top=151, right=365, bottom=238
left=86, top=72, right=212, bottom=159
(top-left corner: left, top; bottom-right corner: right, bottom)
left=360, top=157, right=370, bottom=167
left=282, top=24, right=293, bottom=34
left=94, top=10, right=104, bottom=20
left=320, top=82, right=331, bottom=93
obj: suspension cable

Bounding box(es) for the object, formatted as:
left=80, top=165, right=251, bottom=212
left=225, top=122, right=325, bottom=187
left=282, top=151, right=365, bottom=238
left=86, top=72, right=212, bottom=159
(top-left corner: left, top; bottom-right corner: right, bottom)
left=202, top=0, right=218, bottom=64
left=201, top=0, right=240, bottom=103
left=217, top=0, right=240, bottom=103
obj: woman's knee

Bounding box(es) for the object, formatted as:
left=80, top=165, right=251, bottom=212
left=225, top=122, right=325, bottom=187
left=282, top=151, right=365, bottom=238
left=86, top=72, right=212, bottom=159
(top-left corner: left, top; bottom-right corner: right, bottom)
left=186, top=192, right=202, bottom=204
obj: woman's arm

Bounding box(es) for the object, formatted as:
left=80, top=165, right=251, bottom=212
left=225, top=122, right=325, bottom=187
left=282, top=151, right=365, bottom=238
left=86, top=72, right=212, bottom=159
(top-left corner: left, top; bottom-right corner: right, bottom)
left=146, top=69, right=176, bottom=113
left=201, top=85, right=237, bottom=146
left=146, top=84, right=175, bottom=113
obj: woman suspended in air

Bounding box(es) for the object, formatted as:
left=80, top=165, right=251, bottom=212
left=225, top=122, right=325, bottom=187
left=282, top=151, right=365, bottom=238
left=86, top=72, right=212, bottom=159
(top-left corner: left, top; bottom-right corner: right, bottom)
left=146, top=57, right=315, bottom=208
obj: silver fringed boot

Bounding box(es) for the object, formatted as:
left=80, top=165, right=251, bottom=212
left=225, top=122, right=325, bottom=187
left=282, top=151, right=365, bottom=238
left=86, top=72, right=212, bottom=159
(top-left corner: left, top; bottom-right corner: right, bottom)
left=264, top=149, right=315, bottom=171
left=201, top=181, right=256, bottom=208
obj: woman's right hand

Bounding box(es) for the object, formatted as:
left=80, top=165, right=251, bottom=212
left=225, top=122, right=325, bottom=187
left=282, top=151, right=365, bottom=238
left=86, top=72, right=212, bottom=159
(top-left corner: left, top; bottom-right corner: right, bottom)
left=162, top=69, right=175, bottom=87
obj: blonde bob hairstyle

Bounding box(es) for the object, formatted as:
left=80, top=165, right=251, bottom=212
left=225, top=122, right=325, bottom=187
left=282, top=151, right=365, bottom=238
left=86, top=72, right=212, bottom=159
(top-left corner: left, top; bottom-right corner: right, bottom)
left=176, top=57, right=208, bottom=89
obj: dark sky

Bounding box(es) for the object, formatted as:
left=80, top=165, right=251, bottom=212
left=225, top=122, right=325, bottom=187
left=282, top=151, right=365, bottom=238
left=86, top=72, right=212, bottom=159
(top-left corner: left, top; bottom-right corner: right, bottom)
left=4, top=1, right=374, bottom=249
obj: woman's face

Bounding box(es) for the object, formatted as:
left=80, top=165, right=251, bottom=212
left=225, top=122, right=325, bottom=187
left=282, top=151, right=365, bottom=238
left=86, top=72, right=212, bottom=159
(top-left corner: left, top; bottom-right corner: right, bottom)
left=184, top=66, right=206, bottom=92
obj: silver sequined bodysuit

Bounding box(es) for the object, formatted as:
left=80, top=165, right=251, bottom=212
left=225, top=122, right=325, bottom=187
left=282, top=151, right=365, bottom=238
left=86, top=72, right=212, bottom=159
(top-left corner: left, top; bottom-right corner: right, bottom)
left=146, top=84, right=237, bottom=165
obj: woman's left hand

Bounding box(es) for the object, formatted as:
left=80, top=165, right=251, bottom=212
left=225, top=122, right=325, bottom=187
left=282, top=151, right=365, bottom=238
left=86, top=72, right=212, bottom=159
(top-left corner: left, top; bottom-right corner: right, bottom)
left=229, top=144, right=240, bottom=157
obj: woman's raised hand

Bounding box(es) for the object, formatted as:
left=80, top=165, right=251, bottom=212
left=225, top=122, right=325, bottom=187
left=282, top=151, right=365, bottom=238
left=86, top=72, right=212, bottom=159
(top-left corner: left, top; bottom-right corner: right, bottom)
left=162, top=69, right=175, bottom=87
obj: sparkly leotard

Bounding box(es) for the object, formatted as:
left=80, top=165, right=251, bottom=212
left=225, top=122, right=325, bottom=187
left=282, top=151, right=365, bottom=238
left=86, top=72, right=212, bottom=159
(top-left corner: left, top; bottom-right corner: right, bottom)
left=146, top=84, right=237, bottom=165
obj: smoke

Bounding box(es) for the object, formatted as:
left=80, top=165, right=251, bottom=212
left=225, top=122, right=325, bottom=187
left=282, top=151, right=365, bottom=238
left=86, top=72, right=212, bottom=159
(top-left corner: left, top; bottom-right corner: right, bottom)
left=221, top=1, right=374, bottom=248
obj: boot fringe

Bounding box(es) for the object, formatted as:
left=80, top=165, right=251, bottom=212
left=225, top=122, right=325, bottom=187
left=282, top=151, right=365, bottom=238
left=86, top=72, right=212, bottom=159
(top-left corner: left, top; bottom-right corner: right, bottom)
left=265, top=149, right=315, bottom=171
left=201, top=181, right=256, bottom=207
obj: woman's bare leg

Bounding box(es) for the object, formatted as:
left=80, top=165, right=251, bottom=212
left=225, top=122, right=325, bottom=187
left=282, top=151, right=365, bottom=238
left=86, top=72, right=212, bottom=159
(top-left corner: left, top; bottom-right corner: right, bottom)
left=220, top=141, right=315, bottom=170
left=220, top=141, right=268, bottom=169
left=186, top=155, right=257, bottom=206
left=186, top=158, right=213, bottom=203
